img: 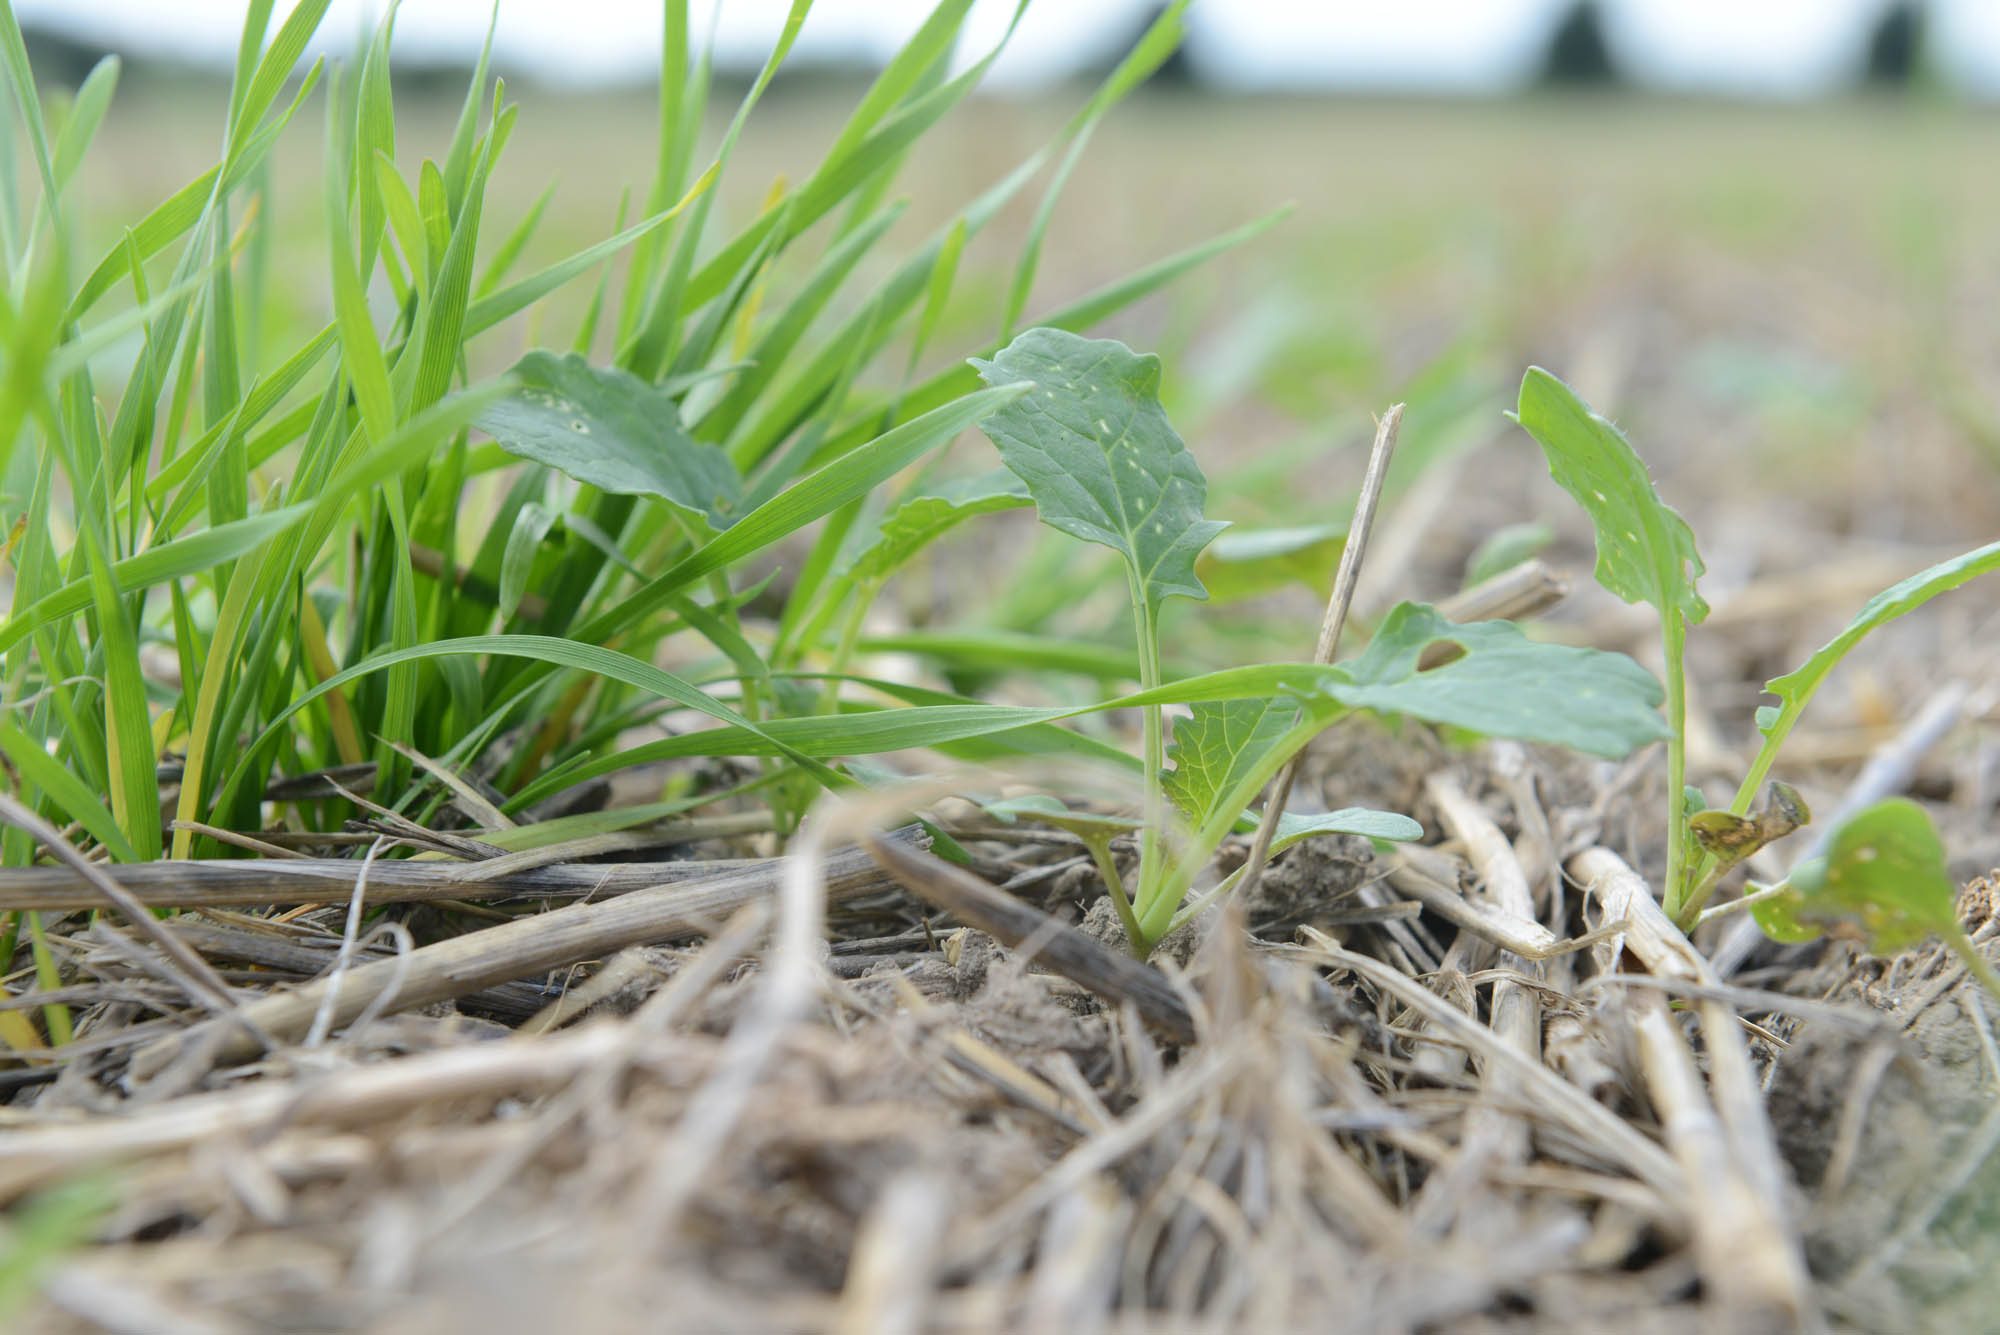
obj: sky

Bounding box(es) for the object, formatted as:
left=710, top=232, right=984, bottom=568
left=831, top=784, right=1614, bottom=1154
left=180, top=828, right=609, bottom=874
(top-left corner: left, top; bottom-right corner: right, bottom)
left=15, top=0, right=2000, bottom=98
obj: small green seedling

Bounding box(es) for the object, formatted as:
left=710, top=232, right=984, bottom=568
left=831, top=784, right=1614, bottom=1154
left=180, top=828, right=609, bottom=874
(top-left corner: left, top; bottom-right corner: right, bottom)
left=1748, top=798, right=2000, bottom=1003
left=1512, top=369, right=2000, bottom=935
left=973, top=331, right=1669, bottom=956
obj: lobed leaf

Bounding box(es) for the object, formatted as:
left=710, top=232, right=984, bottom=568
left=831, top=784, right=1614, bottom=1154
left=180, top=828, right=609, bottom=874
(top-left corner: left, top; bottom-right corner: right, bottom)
left=846, top=468, right=1029, bottom=585
left=972, top=328, right=1226, bottom=611
left=1162, top=696, right=1305, bottom=831
left=1510, top=367, right=1707, bottom=625
left=1332, top=602, right=1670, bottom=760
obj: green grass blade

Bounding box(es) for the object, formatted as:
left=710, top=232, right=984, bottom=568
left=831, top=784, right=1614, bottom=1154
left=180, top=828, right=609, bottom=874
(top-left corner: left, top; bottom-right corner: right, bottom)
left=0, top=0, right=61, bottom=220
left=79, top=525, right=162, bottom=859
left=464, top=172, right=712, bottom=338
left=225, top=0, right=333, bottom=166
left=0, top=721, right=139, bottom=862
left=623, top=0, right=811, bottom=379
left=323, top=76, right=394, bottom=444
left=229, top=635, right=845, bottom=804
left=50, top=54, right=118, bottom=192
left=441, top=5, right=497, bottom=207
left=632, top=382, right=1029, bottom=625
left=821, top=205, right=1292, bottom=462
left=1000, top=120, right=1093, bottom=343
left=474, top=180, right=552, bottom=298
left=693, top=198, right=906, bottom=435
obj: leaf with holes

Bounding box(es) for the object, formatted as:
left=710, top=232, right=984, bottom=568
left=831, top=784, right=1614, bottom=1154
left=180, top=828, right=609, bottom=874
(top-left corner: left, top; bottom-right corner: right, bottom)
left=1330, top=601, right=1670, bottom=760
left=477, top=350, right=742, bottom=530
left=1751, top=798, right=1960, bottom=953
left=971, top=327, right=1227, bottom=611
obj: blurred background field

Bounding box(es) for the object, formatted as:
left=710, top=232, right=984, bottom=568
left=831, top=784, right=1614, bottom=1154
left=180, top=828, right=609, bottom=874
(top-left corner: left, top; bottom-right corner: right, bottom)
left=61, top=82, right=2000, bottom=510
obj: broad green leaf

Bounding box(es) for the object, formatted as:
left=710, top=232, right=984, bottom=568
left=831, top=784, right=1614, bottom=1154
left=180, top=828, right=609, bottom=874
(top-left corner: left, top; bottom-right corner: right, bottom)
left=1510, top=367, right=1708, bottom=625
left=1750, top=799, right=1959, bottom=953
left=1333, top=602, right=1669, bottom=760
left=847, top=468, right=1029, bottom=584
left=1196, top=523, right=1345, bottom=604
left=972, top=327, right=1226, bottom=611
left=1268, top=808, right=1423, bottom=851
left=477, top=351, right=741, bottom=529
left=1747, top=876, right=1822, bottom=946
left=1162, top=696, right=1304, bottom=830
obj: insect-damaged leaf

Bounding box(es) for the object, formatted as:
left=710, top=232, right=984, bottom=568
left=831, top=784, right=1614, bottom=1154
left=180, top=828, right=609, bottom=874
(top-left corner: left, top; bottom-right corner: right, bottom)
left=478, top=351, right=741, bottom=530
left=1331, top=602, right=1670, bottom=760
left=1510, top=367, right=1708, bottom=627
left=1751, top=798, right=1961, bottom=953
left=846, top=468, right=1030, bottom=585
left=971, top=327, right=1227, bottom=611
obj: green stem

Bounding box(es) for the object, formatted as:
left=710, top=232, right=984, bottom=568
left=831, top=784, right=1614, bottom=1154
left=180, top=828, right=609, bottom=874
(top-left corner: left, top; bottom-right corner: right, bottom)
left=1687, top=694, right=1808, bottom=918
left=1948, top=927, right=2000, bottom=1008
left=1129, top=579, right=1166, bottom=949
left=820, top=579, right=876, bottom=714
left=1164, top=862, right=1246, bottom=939
left=1691, top=878, right=1787, bottom=931
left=1660, top=612, right=1692, bottom=921
left=1676, top=850, right=1744, bottom=932
left=1081, top=831, right=1146, bottom=956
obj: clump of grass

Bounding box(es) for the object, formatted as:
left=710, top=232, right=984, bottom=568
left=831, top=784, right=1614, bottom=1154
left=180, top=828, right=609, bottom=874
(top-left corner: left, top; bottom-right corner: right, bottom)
left=0, top=0, right=1295, bottom=1028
